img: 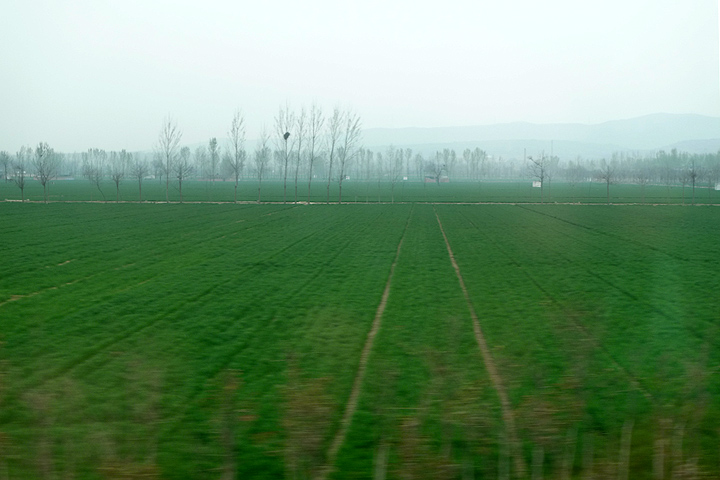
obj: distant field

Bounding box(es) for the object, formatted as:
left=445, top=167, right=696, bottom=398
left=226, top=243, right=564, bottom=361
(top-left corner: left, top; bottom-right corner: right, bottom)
left=1, top=199, right=719, bottom=479
left=1, top=177, right=719, bottom=204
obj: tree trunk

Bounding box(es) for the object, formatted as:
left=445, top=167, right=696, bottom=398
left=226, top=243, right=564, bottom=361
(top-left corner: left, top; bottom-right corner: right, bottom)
left=294, top=162, right=299, bottom=203
left=606, top=181, right=610, bottom=204
left=691, top=179, right=695, bottom=205
left=283, top=142, right=289, bottom=204
left=326, top=163, right=333, bottom=204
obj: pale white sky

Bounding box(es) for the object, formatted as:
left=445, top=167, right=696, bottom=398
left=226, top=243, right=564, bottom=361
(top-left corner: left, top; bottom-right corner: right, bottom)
left=1, top=0, right=718, bottom=152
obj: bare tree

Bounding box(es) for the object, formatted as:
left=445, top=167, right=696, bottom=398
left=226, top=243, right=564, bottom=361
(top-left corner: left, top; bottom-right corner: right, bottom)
left=633, top=157, right=651, bottom=204
left=325, top=107, right=342, bottom=204
left=194, top=145, right=207, bottom=175
left=32, top=142, right=58, bottom=203
left=597, top=157, right=616, bottom=204
left=662, top=149, right=678, bottom=202
left=275, top=105, right=295, bottom=204
left=306, top=104, right=324, bottom=202
left=442, top=148, right=457, bottom=180
left=206, top=138, right=220, bottom=201
left=152, top=153, right=164, bottom=184
left=175, top=146, right=193, bottom=203
left=208, top=138, right=220, bottom=181
left=463, top=148, right=472, bottom=179
left=686, top=157, right=703, bottom=205
left=405, top=147, right=413, bottom=180
left=158, top=116, right=182, bottom=202
left=227, top=110, right=246, bottom=203
left=361, top=148, right=373, bottom=181
left=293, top=107, right=307, bottom=203
left=130, top=155, right=149, bottom=201
left=707, top=153, right=720, bottom=201
left=254, top=128, right=271, bottom=203
left=427, top=152, right=446, bottom=184
left=527, top=152, right=550, bottom=203
left=375, top=151, right=385, bottom=202
left=473, top=148, right=487, bottom=181
left=414, top=153, right=425, bottom=179
left=13, top=147, right=29, bottom=201
left=0, top=151, right=10, bottom=182
left=336, top=110, right=361, bottom=204
left=82, top=148, right=106, bottom=201
left=388, top=145, right=403, bottom=203
left=566, top=157, right=586, bottom=202
left=109, top=150, right=131, bottom=202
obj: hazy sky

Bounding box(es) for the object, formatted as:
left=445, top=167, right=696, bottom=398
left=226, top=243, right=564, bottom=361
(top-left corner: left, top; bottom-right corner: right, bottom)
left=1, top=0, right=718, bottom=152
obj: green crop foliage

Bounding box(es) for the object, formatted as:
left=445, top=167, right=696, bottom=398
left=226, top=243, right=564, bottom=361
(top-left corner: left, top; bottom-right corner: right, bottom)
left=1, top=188, right=718, bottom=478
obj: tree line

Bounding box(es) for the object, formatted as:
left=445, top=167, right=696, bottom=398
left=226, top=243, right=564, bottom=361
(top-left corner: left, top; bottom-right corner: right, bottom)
left=2, top=108, right=720, bottom=204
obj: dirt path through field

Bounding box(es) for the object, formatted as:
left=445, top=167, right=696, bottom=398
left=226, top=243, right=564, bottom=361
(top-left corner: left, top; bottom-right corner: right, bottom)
left=433, top=207, right=527, bottom=478
left=317, top=207, right=413, bottom=480
left=462, top=209, right=655, bottom=401
left=0, top=275, right=94, bottom=308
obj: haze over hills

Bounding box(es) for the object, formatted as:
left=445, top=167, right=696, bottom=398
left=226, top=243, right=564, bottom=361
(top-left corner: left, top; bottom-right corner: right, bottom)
left=155, top=113, right=720, bottom=162
left=362, top=113, right=720, bottom=160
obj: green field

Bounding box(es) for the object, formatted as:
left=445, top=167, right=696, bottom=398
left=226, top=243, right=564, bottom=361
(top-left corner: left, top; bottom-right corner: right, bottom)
left=2, top=178, right=719, bottom=205
left=1, top=189, right=719, bottom=478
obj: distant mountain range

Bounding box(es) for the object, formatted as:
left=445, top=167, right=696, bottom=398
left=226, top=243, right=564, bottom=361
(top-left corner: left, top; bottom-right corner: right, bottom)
left=361, top=113, right=720, bottom=159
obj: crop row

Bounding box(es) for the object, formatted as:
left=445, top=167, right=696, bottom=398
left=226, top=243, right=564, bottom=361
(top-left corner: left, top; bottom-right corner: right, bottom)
left=436, top=204, right=720, bottom=478
left=333, top=205, right=505, bottom=479
left=1, top=202, right=718, bottom=478
left=0, top=204, right=411, bottom=478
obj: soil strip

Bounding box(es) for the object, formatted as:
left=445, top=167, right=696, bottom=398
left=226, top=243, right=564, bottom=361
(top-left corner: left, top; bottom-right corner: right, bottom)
left=317, top=207, right=413, bottom=480
left=434, top=207, right=527, bottom=478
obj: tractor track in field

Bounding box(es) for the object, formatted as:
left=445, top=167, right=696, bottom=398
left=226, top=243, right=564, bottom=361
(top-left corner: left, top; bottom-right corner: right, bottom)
left=516, top=205, right=691, bottom=263
left=511, top=206, right=720, bottom=345
left=486, top=205, right=717, bottom=356
left=457, top=210, right=655, bottom=402
left=0, top=274, right=98, bottom=308
left=163, top=210, right=400, bottom=434
left=4, top=207, right=393, bottom=441
left=434, top=207, right=528, bottom=479
left=156, top=208, right=409, bottom=448
left=157, top=208, right=405, bottom=442
left=317, top=206, right=414, bottom=480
